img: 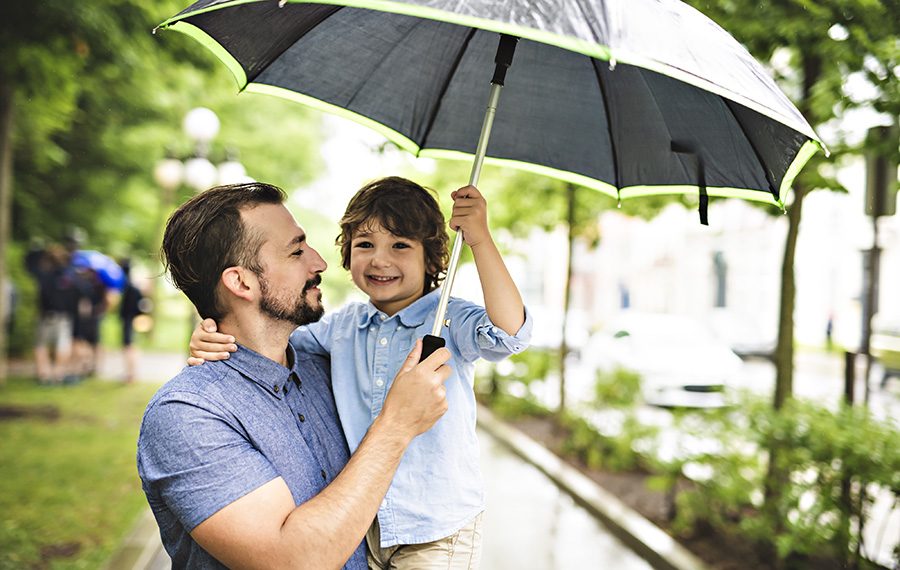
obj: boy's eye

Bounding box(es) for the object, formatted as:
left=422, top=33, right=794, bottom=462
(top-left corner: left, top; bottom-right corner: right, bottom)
left=393, top=242, right=411, bottom=249
left=353, top=241, right=373, bottom=249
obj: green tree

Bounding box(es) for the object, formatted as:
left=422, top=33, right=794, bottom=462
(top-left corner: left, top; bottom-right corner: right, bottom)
left=684, top=1, right=900, bottom=564
left=1, top=1, right=325, bottom=378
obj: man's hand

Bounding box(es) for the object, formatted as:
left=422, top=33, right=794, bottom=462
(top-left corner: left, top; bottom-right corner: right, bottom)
left=378, top=339, right=451, bottom=441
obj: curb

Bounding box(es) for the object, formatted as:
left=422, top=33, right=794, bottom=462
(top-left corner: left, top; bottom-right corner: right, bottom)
left=102, top=509, right=165, bottom=570
left=477, top=404, right=709, bottom=570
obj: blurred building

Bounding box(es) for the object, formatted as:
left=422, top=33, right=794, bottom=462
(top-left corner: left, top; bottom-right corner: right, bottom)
left=504, top=154, right=899, bottom=353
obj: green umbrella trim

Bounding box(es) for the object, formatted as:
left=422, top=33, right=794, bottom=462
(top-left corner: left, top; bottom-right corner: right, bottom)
left=426, top=149, right=794, bottom=207
left=163, top=22, right=248, bottom=89
left=159, top=0, right=823, bottom=148
left=250, top=82, right=789, bottom=207
left=247, top=83, right=423, bottom=156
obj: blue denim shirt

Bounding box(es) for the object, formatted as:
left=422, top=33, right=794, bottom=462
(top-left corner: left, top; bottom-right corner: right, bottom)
left=136, top=344, right=366, bottom=570
left=290, top=288, right=532, bottom=546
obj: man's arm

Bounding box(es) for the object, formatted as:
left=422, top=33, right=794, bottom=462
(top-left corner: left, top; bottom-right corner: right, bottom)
left=189, top=340, right=450, bottom=570
left=450, top=185, right=526, bottom=335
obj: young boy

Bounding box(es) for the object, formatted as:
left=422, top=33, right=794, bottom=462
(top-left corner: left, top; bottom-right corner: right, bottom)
left=189, top=176, right=532, bottom=569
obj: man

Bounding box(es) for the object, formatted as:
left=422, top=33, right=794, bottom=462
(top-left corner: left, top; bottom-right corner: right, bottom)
left=137, top=182, right=451, bottom=569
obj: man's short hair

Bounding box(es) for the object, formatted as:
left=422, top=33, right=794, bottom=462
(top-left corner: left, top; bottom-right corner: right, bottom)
left=336, top=177, right=449, bottom=295
left=162, top=182, right=286, bottom=319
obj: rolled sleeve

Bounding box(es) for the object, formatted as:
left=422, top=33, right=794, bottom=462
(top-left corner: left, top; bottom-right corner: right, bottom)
left=451, top=302, right=533, bottom=362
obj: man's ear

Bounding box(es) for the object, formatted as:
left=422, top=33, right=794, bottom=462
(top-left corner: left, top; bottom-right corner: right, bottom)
left=220, top=266, right=258, bottom=303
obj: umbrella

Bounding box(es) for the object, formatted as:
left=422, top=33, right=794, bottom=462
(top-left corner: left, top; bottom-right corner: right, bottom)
left=157, top=0, right=824, bottom=354
left=71, top=250, right=126, bottom=290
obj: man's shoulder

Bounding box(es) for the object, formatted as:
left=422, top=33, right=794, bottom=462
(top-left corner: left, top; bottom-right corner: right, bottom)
left=147, top=361, right=234, bottom=406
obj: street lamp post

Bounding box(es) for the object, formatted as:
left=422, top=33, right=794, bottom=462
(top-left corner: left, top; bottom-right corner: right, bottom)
left=151, top=108, right=251, bottom=337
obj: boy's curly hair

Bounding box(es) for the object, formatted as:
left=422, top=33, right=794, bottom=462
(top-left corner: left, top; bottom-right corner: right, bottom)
left=337, top=177, right=449, bottom=294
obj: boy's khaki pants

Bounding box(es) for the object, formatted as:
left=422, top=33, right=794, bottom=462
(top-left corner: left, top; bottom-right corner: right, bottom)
left=366, top=512, right=483, bottom=570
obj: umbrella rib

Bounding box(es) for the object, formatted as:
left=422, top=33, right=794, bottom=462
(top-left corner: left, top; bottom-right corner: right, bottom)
left=722, top=99, right=779, bottom=199
left=591, top=57, right=621, bottom=195
left=418, top=27, right=479, bottom=150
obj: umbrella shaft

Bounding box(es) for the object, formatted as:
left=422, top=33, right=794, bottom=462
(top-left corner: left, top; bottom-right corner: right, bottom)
left=431, top=81, right=504, bottom=337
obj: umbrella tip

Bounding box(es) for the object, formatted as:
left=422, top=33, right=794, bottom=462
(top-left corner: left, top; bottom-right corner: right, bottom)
left=278, top=0, right=286, bottom=6
left=609, top=58, right=617, bottom=71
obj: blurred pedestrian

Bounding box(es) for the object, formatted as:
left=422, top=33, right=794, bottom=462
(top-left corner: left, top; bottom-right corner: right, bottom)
left=118, top=260, right=146, bottom=384
left=26, top=244, right=77, bottom=385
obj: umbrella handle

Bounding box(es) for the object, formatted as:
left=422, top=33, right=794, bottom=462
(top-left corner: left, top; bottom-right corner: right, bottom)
left=427, top=36, right=519, bottom=348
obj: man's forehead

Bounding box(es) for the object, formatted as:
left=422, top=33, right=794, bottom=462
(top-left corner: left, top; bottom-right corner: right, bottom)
left=241, top=203, right=306, bottom=248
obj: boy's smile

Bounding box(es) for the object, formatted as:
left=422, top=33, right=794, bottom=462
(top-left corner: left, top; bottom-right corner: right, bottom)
left=350, top=221, right=427, bottom=316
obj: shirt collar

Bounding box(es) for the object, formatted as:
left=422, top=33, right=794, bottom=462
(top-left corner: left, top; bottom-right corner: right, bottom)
left=221, top=342, right=298, bottom=399
left=357, top=288, right=442, bottom=329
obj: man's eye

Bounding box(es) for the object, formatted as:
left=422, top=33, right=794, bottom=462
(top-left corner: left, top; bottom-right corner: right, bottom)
left=292, top=249, right=304, bottom=256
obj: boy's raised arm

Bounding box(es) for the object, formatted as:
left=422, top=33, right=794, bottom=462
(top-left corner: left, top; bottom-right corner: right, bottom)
left=449, top=185, right=525, bottom=336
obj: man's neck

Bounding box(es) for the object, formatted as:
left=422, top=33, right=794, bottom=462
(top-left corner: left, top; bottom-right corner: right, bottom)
left=218, top=313, right=295, bottom=367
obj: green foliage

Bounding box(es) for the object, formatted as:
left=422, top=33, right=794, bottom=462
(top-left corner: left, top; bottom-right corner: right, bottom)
left=3, top=0, right=324, bottom=255
left=478, top=348, right=559, bottom=408
left=0, top=375, right=162, bottom=569
left=592, top=366, right=643, bottom=409
left=656, top=394, right=900, bottom=565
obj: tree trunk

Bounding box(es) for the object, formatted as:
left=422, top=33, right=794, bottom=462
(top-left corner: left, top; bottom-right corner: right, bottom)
left=773, top=183, right=806, bottom=409
left=558, top=184, right=576, bottom=415
left=762, top=181, right=806, bottom=568
left=0, top=84, right=14, bottom=386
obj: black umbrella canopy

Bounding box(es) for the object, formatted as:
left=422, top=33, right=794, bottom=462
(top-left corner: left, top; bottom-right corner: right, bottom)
left=159, top=0, right=823, bottom=207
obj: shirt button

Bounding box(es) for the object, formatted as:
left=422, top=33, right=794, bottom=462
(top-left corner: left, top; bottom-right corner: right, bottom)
left=380, top=314, right=386, bottom=321
left=380, top=337, right=387, bottom=346
left=298, top=413, right=305, bottom=422
left=396, top=326, right=401, bottom=331
left=376, top=379, right=384, bottom=387
left=492, top=327, right=498, bottom=333
left=274, top=385, right=280, bottom=393
left=370, top=326, right=375, bottom=332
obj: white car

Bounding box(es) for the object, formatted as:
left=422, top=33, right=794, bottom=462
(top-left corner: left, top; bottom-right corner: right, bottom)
left=580, top=312, right=744, bottom=408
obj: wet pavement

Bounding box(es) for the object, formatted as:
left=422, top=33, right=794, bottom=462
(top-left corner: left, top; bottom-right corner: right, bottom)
left=480, top=429, right=655, bottom=570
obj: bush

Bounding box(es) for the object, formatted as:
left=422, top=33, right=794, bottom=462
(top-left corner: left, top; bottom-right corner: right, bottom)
left=658, top=394, right=900, bottom=567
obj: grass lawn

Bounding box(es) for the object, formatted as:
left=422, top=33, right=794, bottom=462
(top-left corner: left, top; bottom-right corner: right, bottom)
left=0, top=375, right=163, bottom=570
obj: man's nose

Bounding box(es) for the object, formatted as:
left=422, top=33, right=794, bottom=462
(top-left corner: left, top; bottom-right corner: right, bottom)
left=309, top=246, right=327, bottom=273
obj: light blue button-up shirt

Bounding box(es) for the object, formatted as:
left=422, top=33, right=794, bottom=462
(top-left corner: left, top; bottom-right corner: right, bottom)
left=290, top=288, right=532, bottom=546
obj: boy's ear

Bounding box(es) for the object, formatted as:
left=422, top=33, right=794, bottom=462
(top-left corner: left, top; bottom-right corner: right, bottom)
left=220, top=266, right=258, bottom=303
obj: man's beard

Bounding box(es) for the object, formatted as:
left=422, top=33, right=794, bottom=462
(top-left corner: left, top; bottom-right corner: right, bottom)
left=258, top=274, right=324, bottom=327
